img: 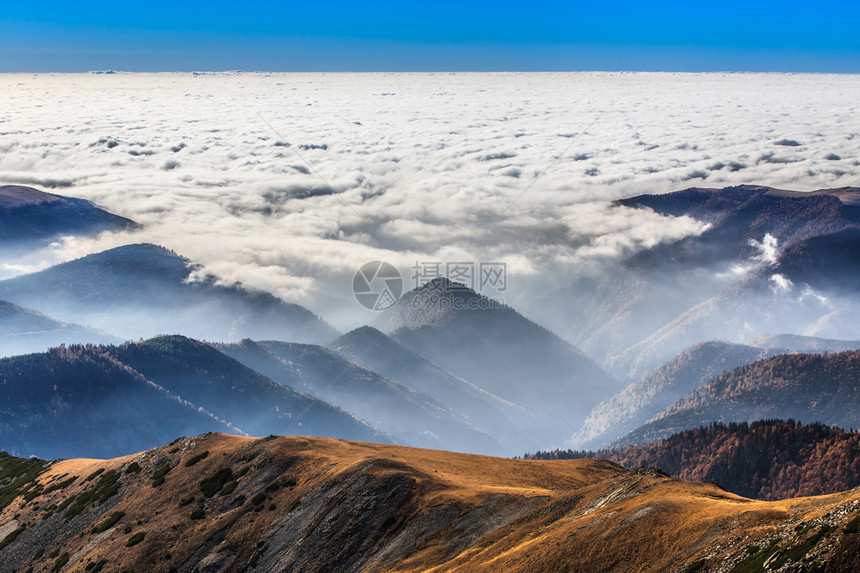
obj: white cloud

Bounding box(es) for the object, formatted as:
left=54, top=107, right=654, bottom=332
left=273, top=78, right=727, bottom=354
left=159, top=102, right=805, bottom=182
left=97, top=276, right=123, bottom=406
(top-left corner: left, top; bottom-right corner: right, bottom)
left=769, top=273, right=794, bottom=295
left=751, top=233, right=780, bottom=266
left=0, top=72, right=858, bottom=329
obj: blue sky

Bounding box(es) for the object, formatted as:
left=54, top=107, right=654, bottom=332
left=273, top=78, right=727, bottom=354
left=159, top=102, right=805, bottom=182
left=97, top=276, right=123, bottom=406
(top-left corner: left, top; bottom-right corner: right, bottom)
left=2, top=1, right=859, bottom=72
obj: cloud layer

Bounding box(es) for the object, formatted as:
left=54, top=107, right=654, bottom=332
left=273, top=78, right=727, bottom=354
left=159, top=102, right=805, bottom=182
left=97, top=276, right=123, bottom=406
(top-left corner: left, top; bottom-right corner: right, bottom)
left=1, top=72, right=858, bottom=328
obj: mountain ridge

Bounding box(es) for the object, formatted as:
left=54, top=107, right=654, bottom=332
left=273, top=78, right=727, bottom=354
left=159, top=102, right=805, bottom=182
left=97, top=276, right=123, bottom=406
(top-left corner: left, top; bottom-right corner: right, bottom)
left=0, top=184, right=138, bottom=243
left=220, top=339, right=503, bottom=454
left=0, top=336, right=388, bottom=459
left=526, top=419, right=860, bottom=501
left=0, top=243, right=338, bottom=343
left=2, top=432, right=860, bottom=572
left=0, top=299, right=119, bottom=357
left=534, top=184, right=860, bottom=375
left=578, top=340, right=780, bottom=449
left=617, top=349, right=860, bottom=447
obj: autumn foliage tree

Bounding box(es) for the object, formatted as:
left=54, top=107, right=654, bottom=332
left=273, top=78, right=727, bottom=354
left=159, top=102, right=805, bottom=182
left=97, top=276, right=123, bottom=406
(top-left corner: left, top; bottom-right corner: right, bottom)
left=524, top=419, right=860, bottom=501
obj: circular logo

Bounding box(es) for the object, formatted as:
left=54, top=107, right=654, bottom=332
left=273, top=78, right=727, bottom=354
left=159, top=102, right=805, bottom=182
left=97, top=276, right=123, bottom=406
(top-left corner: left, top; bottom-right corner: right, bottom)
left=353, top=261, right=403, bottom=311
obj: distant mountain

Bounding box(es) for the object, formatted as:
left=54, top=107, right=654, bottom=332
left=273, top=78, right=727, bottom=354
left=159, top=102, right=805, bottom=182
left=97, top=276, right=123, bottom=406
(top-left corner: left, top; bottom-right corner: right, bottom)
left=105, top=336, right=386, bottom=444
left=383, top=279, right=621, bottom=449
left=0, top=336, right=386, bottom=459
left=746, top=333, right=860, bottom=354
left=218, top=339, right=503, bottom=454
left=526, top=419, right=860, bottom=501
left=617, top=350, right=860, bottom=447
left=532, top=185, right=860, bottom=374
left=0, top=185, right=137, bottom=245
left=578, top=341, right=779, bottom=449
left=0, top=345, right=234, bottom=459
left=617, top=185, right=860, bottom=264
left=0, top=299, right=118, bottom=357
left=329, top=326, right=527, bottom=451
left=0, top=243, right=337, bottom=343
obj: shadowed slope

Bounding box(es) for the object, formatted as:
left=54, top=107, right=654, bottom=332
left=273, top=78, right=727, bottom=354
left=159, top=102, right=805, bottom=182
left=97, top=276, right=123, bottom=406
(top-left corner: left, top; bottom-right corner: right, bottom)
left=329, top=326, right=527, bottom=452
left=218, top=339, right=503, bottom=454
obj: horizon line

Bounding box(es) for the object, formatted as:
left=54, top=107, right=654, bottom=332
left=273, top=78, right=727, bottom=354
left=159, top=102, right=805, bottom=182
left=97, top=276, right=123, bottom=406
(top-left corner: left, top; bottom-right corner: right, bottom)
left=4, top=69, right=860, bottom=75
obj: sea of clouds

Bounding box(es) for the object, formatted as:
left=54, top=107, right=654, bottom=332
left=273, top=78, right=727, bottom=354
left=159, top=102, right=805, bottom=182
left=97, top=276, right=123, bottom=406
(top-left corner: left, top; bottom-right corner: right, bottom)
left=1, top=72, right=858, bottom=328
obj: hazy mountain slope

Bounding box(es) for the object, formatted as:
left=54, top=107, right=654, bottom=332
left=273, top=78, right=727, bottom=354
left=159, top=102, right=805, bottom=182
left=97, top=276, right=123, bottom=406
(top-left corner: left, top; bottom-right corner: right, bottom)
left=746, top=333, right=860, bottom=354
left=618, top=350, right=860, bottom=447
left=542, top=266, right=725, bottom=371
left=225, top=339, right=503, bottom=454
left=0, top=300, right=118, bottom=357
left=771, top=226, right=860, bottom=292
left=0, top=243, right=337, bottom=343
left=384, top=279, right=620, bottom=449
left=578, top=340, right=778, bottom=449
left=106, top=336, right=386, bottom=445
left=329, top=326, right=526, bottom=448
left=534, top=185, right=860, bottom=369
left=604, top=284, right=783, bottom=381
left=0, top=185, right=137, bottom=244
left=2, top=433, right=860, bottom=573
left=528, top=419, right=860, bottom=501
left=610, top=227, right=860, bottom=379
left=0, top=345, right=234, bottom=459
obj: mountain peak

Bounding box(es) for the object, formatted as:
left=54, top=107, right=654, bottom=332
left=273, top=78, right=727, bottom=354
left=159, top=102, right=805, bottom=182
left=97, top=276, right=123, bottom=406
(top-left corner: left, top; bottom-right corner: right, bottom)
left=0, top=185, right=137, bottom=243
left=413, top=277, right=481, bottom=297
left=331, top=326, right=407, bottom=361
left=417, top=276, right=464, bottom=290
left=0, top=185, right=63, bottom=209
left=94, top=242, right=186, bottom=260
left=336, top=325, right=387, bottom=342
left=67, top=243, right=191, bottom=271
left=384, top=278, right=497, bottom=332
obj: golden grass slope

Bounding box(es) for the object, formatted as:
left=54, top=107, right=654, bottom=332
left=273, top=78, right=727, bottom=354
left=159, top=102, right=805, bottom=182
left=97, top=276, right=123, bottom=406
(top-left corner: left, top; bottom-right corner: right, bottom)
left=0, top=433, right=858, bottom=572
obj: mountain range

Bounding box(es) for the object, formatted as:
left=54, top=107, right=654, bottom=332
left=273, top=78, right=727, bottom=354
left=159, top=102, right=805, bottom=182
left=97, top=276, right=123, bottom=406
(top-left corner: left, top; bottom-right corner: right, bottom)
left=216, top=338, right=502, bottom=454
left=579, top=333, right=860, bottom=449
left=0, top=336, right=387, bottom=459
left=576, top=340, right=781, bottom=449
left=2, top=183, right=860, bottom=518
left=329, top=325, right=527, bottom=450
